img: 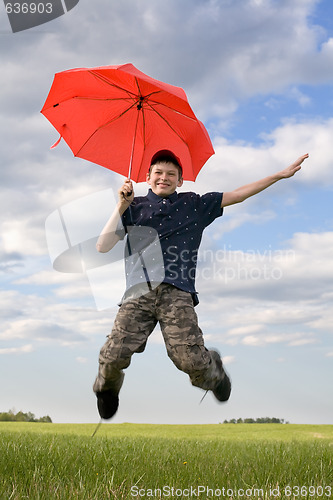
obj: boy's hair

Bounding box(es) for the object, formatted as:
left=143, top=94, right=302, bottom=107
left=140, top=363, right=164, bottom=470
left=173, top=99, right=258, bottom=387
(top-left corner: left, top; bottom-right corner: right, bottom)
left=149, top=150, right=183, bottom=179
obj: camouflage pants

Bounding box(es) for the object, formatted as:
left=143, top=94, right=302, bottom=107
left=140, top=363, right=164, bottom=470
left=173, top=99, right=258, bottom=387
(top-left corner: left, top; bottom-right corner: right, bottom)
left=93, top=283, right=222, bottom=394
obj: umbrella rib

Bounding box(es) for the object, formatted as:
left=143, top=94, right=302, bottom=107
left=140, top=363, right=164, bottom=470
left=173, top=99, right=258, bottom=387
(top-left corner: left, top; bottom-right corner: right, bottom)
left=146, top=102, right=192, bottom=147
left=74, top=101, right=139, bottom=158
left=87, top=73, right=165, bottom=105
left=44, top=70, right=140, bottom=110
left=133, top=76, right=197, bottom=121
left=133, top=77, right=164, bottom=102
left=147, top=100, right=199, bottom=122
left=134, top=76, right=142, bottom=98
left=88, top=70, right=138, bottom=100
left=74, top=96, right=136, bottom=103
left=44, top=95, right=136, bottom=111
left=134, top=74, right=197, bottom=155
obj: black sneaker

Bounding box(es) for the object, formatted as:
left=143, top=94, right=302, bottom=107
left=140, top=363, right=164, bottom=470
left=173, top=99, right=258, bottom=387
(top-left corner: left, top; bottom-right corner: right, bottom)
left=210, top=350, right=232, bottom=402
left=96, top=389, right=119, bottom=420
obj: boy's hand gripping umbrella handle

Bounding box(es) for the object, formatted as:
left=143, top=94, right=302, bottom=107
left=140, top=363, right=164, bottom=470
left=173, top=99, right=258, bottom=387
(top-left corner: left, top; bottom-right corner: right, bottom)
left=120, top=178, right=133, bottom=203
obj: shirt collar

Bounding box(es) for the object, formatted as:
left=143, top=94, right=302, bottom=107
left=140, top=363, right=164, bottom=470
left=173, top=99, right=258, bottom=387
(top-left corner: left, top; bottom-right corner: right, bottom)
left=147, top=188, right=178, bottom=203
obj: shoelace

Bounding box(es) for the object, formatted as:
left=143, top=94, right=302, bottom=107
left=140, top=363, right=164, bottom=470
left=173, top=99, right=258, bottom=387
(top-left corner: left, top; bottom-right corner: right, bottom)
left=91, top=418, right=102, bottom=437
left=199, top=390, right=209, bottom=404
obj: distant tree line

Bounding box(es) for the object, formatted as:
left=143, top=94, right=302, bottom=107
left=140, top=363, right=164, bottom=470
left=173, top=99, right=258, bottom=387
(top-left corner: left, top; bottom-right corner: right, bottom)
left=223, top=417, right=288, bottom=424
left=0, top=410, right=52, bottom=423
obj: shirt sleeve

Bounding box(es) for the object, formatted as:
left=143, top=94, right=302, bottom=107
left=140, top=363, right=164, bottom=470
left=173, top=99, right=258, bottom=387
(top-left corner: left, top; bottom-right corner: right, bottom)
left=196, top=192, right=223, bottom=228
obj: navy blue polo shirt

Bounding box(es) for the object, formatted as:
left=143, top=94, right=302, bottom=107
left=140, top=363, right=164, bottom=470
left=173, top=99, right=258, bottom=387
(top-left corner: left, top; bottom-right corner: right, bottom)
left=119, top=188, right=223, bottom=305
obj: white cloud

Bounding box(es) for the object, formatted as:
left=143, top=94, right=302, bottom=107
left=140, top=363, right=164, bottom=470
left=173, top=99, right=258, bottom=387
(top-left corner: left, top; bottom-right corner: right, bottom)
left=288, top=87, right=311, bottom=107
left=288, top=337, right=318, bottom=346
left=197, top=231, right=333, bottom=300
left=195, top=117, right=333, bottom=195
left=195, top=230, right=333, bottom=352
left=76, top=357, right=88, bottom=364
left=2, top=219, right=47, bottom=256
left=222, top=355, right=235, bottom=365
left=227, top=324, right=264, bottom=337
left=241, top=331, right=318, bottom=347
left=0, top=289, right=112, bottom=350
left=15, top=269, right=83, bottom=286
left=0, top=344, right=33, bottom=355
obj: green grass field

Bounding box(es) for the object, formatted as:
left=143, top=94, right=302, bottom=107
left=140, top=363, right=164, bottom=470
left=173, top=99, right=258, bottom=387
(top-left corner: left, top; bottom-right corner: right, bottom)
left=0, top=422, right=332, bottom=499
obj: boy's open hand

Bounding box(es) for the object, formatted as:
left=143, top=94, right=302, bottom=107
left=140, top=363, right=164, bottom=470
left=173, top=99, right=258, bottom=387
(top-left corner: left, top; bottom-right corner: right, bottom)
left=279, top=153, right=309, bottom=178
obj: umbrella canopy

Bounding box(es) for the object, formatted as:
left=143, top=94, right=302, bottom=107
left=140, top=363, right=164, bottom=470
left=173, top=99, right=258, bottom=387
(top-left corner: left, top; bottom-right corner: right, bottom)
left=41, top=63, right=214, bottom=182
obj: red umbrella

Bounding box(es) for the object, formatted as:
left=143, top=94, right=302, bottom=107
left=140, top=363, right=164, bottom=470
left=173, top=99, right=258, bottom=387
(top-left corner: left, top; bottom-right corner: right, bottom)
left=41, top=63, right=214, bottom=182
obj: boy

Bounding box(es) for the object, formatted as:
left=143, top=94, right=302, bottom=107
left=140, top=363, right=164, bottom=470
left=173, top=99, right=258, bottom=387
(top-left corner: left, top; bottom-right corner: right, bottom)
left=93, top=150, right=309, bottom=419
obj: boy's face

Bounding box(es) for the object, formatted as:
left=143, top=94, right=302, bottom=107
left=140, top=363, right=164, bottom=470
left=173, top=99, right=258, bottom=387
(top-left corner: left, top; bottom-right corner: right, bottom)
left=146, top=162, right=183, bottom=197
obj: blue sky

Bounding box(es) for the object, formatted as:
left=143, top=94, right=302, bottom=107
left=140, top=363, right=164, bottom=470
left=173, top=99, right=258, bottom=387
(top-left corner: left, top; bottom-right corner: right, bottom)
left=1, top=0, right=332, bottom=425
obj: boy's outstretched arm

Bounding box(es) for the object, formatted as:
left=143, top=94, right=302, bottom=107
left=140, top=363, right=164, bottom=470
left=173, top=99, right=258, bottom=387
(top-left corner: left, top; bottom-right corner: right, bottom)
left=221, top=154, right=309, bottom=207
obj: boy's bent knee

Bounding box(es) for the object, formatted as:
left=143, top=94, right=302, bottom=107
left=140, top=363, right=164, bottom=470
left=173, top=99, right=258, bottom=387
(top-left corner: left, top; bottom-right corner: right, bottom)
left=167, top=343, right=210, bottom=374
